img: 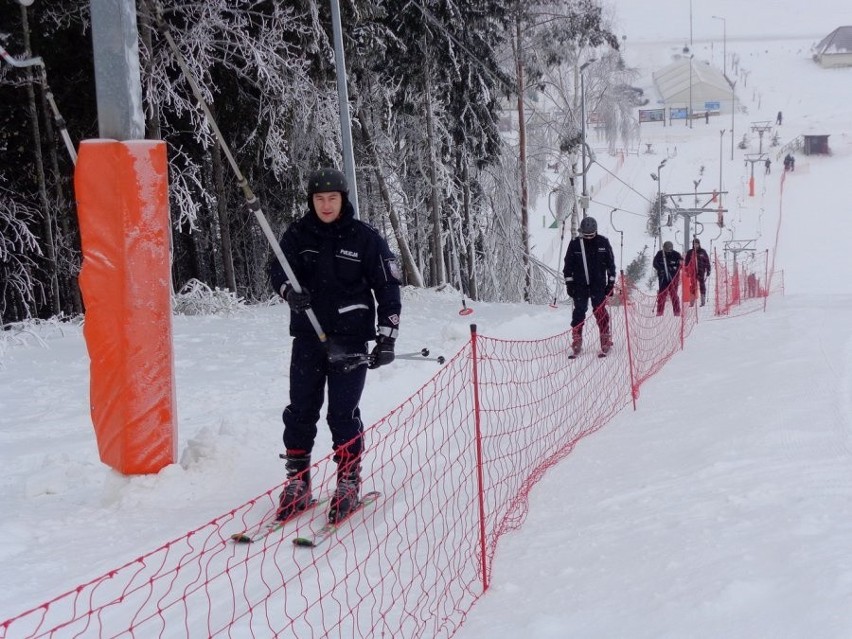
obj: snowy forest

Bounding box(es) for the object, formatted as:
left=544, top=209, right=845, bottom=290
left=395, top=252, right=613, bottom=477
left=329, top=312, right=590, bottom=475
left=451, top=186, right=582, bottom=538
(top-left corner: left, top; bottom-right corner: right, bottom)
left=0, top=0, right=644, bottom=325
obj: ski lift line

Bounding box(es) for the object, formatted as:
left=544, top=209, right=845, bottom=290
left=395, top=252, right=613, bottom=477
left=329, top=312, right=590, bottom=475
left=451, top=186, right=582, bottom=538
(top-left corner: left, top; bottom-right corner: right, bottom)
left=588, top=198, right=646, bottom=218
left=591, top=159, right=654, bottom=205
left=144, top=0, right=327, bottom=343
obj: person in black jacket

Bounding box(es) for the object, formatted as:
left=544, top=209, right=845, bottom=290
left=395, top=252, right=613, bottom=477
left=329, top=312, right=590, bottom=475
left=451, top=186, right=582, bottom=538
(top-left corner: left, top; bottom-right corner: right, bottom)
left=269, top=167, right=402, bottom=523
left=653, top=241, right=682, bottom=316
left=562, top=216, right=616, bottom=355
left=684, top=237, right=711, bottom=307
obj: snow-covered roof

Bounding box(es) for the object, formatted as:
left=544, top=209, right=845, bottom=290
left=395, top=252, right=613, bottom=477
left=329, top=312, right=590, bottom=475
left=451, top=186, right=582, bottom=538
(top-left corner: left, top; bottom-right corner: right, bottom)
left=814, top=26, right=852, bottom=55
left=652, top=57, right=732, bottom=108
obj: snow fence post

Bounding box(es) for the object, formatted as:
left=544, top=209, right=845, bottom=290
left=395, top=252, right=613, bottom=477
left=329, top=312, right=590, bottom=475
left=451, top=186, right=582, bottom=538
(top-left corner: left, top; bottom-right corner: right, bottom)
left=762, top=249, right=770, bottom=313
left=619, top=272, right=638, bottom=410
left=470, top=323, right=489, bottom=591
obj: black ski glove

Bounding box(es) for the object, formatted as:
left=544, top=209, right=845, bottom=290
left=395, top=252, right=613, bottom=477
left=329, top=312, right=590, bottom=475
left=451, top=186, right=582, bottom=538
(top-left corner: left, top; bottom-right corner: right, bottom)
left=604, top=282, right=614, bottom=297
left=368, top=335, right=395, bottom=369
left=565, top=281, right=575, bottom=298
left=283, top=284, right=311, bottom=313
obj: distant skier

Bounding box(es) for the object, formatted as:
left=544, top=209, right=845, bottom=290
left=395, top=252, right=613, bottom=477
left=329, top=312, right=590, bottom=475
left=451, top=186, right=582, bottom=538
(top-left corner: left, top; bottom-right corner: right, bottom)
left=776, top=111, right=783, bottom=125
left=269, top=167, right=402, bottom=524
left=765, top=158, right=771, bottom=174
left=653, top=241, right=683, bottom=316
left=563, top=216, right=616, bottom=355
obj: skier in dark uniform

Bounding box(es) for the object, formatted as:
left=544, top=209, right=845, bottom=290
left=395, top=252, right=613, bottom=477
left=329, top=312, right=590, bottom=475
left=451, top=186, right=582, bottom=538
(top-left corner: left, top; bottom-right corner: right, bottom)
left=653, top=241, right=683, bottom=316
left=684, top=237, right=711, bottom=307
left=562, top=216, right=616, bottom=355
left=269, top=167, right=402, bottom=523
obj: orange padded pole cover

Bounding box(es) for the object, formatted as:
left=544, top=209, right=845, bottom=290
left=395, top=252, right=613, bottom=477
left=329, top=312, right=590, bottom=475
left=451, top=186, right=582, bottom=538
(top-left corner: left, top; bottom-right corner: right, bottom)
left=75, top=139, right=176, bottom=475
left=682, top=260, right=696, bottom=304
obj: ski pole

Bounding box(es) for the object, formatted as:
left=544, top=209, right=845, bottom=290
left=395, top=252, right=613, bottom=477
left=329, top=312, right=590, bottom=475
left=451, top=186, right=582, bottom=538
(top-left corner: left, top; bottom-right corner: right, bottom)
left=395, top=348, right=445, bottom=364
left=330, top=349, right=446, bottom=372
left=146, top=0, right=327, bottom=345
left=396, top=353, right=446, bottom=364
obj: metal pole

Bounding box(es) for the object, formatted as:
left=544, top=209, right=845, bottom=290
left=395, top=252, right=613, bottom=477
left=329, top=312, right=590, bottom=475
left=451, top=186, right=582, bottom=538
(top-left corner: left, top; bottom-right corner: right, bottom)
left=657, top=161, right=670, bottom=279
left=89, top=0, right=145, bottom=140
left=689, top=0, right=693, bottom=50
left=719, top=128, right=725, bottom=213
left=329, top=0, right=359, bottom=218
left=712, top=16, right=727, bottom=77
left=688, top=55, right=693, bottom=129
left=731, top=81, right=736, bottom=160
left=579, top=59, right=595, bottom=218
left=580, top=69, right=587, bottom=214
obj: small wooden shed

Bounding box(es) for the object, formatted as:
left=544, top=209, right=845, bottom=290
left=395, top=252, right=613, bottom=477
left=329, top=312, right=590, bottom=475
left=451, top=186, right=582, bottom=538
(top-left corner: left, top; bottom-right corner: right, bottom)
left=802, top=134, right=830, bottom=156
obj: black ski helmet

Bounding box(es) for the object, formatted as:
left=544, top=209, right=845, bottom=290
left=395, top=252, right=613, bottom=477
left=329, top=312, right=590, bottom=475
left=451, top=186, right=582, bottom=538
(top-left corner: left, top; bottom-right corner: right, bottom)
left=663, top=241, right=674, bottom=251
left=307, top=167, right=349, bottom=196
left=579, top=216, right=597, bottom=236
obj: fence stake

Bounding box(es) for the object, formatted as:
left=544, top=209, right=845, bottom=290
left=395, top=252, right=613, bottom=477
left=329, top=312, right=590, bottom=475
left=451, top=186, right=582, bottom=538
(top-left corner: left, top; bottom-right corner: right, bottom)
left=470, top=323, right=489, bottom=591
left=619, top=272, right=638, bottom=410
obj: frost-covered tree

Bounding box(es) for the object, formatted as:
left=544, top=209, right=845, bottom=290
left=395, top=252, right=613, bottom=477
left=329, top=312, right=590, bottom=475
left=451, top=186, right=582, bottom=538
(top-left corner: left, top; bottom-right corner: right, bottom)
left=0, top=178, right=41, bottom=324
left=345, top=0, right=512, bottom=293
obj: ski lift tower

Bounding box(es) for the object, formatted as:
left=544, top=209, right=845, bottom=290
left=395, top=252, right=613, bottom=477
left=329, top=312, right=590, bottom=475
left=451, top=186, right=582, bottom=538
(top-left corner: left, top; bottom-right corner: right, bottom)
left=723, top=239, right=757, bottom=303
left=750, top=120, right=774, bottom=155
left=744, top=153, right=765, bottom=197
left=663, top=191, right=729, bottom=252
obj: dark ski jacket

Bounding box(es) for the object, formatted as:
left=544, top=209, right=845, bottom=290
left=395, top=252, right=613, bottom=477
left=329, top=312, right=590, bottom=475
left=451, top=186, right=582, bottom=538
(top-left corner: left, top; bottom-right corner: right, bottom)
left=684, top=247, right=711, bottom=280
left=562, top=234, right=616, bottom=293
left=269, top=201, right=402, bottom=342
left=653, top=249, right=683, bottom=287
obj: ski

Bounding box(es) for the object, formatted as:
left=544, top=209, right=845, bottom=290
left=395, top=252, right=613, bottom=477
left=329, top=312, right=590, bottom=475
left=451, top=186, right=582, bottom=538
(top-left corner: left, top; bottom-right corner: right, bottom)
left=230, top=497, right=326, bottom=544
left=292, top=491, right=381, bottom=548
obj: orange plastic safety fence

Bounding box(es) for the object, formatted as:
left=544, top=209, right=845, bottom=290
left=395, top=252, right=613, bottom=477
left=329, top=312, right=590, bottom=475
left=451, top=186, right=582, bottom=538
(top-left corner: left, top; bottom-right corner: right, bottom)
left=2, top=280, right=780, bottom=639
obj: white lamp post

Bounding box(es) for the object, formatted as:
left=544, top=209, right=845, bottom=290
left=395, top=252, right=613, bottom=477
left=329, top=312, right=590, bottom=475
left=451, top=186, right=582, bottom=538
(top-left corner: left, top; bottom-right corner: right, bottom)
left=712, top=15, right=727, bottom=77
left=579, top=58, right=596, bottom=217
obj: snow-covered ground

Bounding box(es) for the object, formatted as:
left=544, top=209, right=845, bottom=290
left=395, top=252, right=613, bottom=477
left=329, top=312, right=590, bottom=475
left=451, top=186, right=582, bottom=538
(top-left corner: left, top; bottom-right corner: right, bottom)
left=2, top=0, right=852, bottom=636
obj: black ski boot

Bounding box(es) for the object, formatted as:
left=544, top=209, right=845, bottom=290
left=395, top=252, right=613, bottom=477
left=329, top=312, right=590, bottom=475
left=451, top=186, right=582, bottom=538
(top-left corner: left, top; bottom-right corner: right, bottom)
left=328, top=454, right=361, bottom=524
left=276, top=451, right=312, bottom=521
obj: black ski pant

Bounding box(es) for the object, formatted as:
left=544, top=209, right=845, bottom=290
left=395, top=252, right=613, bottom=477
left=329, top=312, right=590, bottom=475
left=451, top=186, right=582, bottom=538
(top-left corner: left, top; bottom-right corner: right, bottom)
left=283, top=336, right=367, bottom=460
left=656, top=276, right=681, bottom=315
left=571, top=287, right=610, bottom=342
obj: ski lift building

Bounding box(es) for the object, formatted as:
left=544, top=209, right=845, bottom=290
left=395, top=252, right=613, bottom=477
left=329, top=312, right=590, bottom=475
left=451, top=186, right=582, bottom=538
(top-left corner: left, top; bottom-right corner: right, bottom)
left=812, top=26, right=852, bottom=68
left=652, top=57, right=735, bottom=115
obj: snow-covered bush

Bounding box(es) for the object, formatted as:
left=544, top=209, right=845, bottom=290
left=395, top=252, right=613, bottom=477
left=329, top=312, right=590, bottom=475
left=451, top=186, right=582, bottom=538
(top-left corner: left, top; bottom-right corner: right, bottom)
left=173, top=279, right=246, bottom=316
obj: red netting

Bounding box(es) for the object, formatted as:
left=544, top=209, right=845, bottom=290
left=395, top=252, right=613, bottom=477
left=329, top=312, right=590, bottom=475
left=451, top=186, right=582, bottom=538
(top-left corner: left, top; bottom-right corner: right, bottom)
left=2, top=270, right=783, bottom=639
